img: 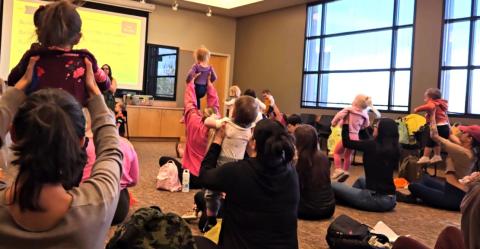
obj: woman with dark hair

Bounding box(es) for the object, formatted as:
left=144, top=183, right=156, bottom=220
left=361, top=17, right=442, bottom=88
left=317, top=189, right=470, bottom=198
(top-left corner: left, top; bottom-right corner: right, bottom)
left=331, top=118, right=400, bottom=212
left=101, top=64, right=117, bottom=112
left=198, top=119, right=299, bottom=249
left=294, top=125, right=335, bottom=220
left=0, top=58, right=123, bottom=249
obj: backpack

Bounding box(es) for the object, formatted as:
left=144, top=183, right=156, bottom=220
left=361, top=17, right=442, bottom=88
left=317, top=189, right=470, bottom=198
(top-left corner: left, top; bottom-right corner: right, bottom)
left=156, top=160, right=182, bottom=192
left=326, top=215, right=390, bottom=249
left=395, top=119, right=410, bottom=145
left=398, top=155, right=423, bottom=183
left=106, top=206, right=197, bottom=249
left=328, top=126, right=342, bottom=155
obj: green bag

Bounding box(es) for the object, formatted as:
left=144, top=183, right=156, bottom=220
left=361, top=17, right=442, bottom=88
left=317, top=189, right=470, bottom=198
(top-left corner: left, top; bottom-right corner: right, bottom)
left=396, top=119, right=410, bottom=145
left=106, top=206, right=197, bottom=249
left=327, top=126, right=342, bottom=155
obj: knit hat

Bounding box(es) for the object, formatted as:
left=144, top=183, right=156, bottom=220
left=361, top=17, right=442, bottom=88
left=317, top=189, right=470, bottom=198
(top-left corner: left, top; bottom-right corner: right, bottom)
left=459, top=125, right=480, bottom=143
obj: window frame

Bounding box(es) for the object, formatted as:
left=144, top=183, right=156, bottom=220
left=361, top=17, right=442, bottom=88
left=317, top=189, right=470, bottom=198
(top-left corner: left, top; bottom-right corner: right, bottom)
left=300, top=0, right=417, bottom=113
left=144, top=44, right=179, bottom=101
left=438, top=0, right=480, bottom=118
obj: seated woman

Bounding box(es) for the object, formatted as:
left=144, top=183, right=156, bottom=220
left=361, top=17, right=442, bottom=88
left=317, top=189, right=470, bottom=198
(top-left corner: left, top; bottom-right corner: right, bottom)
left=158, top=76, right=219, bottom=189
left=294, top=125, right=335, bottom=220
left=81, top=108, right=139, bottom=225
left=331, top=118, right=400, bottom=212
left=198, top=119, right=299, bottom=249
left=397, top=114, right=479, bottom=211
left=0, top=57, right=123, bottom=248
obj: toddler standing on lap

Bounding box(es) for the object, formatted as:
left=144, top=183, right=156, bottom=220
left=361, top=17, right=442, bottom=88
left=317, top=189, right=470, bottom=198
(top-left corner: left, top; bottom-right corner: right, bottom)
left=186, top=47, right=217, bottom=109
left=414, top=88, right=450, bottom=164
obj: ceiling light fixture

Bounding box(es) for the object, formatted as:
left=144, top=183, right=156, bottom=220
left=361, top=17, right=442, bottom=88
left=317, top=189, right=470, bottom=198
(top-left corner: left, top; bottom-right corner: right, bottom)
left=172, top=0, right=179, bottom=11
left=206, top=7, right=212, bottom=17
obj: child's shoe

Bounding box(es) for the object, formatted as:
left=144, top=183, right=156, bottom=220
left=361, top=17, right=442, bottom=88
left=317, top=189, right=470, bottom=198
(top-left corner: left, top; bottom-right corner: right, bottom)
left=202, top=217, right=217, bottom=233
left=430, top=155, right=443, bottom=164
left=417, top=156, right=430, bottom=164
left=331, top=168, right=345, bottom=180
left=337, top=171, right=350, bottom=183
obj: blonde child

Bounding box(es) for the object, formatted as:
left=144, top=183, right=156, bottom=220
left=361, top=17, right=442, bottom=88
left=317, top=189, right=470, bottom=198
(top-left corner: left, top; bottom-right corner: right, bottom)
left=224, top=85, right=241, bottom=118
left=186, top=47, right=217, bottom=108
left=331, top=95, right=381, bottom=182
left=414, top=88, right=450, bottom=164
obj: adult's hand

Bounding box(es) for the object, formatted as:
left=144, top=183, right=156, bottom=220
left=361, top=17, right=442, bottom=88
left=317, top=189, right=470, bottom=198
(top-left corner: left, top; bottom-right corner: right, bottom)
left=14, top=56, right=39, bottom=91
left=84, top=58, right=101, bottom=97
left=429, top=109, right=440, bottom=142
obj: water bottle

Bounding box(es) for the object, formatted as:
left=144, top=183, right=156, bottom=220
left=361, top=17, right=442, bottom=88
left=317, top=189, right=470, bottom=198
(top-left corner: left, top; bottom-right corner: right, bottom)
left=182, top=169, right=190, bottom=192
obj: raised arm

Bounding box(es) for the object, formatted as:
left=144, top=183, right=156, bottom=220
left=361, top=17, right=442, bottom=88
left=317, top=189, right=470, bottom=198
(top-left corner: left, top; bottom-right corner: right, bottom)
left=341, top=124, right=374, bottom=152
left=204, top=116, right=229, bottom=129
left=186, top=64, right=198, bottom=83
left=1, top=57, right=38, bottom=145
left=414, top=102, right=435, bottom=113
left=199, top=126, right=233, bottom=191
left=206, top=82, right=220, bottom=114
left=332, top=108, right=349, bottom=126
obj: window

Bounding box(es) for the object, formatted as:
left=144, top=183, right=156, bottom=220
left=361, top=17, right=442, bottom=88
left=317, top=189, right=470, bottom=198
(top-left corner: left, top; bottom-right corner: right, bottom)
left=301, top=0, right=416, bottom=111
left=145, top=44, right=179, bottom=100
left=440, top=0, right=480, bottom=115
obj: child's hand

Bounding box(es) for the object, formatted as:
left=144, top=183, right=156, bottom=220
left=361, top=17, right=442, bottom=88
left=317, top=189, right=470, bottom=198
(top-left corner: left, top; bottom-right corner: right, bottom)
left=15, top=56, right=39, bottom=91
left=460, top=172, right=480, bottom=185
left=84, top=58, right=101, bottom=97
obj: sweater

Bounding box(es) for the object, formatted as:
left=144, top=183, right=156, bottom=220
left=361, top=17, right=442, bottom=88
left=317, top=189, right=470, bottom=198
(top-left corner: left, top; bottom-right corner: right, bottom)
left=82, top=136, right=139, bottom=189
left=332, top=106, right=370, bottom=135
left=8, top=47, right=111, bottom=106
left=436, top=136, right=475, bottom=180
left=186, top=63, right=217, bottom=85
left=415, top=99, right=449, bottom=125
left=0, top=92, right=122, bottom=249
left=182, top=82, right=219, bottom=176
left=199, top=143, right=299, bottom=249
left=341, top=124, right=396, bottom=195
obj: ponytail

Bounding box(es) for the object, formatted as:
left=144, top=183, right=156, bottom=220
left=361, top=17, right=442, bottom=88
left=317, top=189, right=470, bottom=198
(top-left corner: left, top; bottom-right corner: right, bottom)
left=254, top=119, right=295, bottom=169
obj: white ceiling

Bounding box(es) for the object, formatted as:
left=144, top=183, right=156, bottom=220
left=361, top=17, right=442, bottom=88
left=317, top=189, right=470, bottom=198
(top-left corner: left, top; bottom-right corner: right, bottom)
left=149, top=0, right=317, bottom=18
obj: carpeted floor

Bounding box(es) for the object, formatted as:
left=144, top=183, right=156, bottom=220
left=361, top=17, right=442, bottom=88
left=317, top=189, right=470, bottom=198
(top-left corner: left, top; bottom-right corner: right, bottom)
left=2, top=141, right=461, bottom=248
left=127, top=141, right=461, bottom=249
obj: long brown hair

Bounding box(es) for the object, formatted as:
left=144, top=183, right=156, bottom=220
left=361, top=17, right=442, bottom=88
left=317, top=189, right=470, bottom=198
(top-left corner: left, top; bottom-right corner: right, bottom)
left=37, top=0, right=82, bottom=47
left=294, top=125, right=330, bottom=189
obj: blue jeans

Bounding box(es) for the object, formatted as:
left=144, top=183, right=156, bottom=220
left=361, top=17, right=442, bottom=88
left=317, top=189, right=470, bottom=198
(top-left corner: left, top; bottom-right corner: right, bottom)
left=332, top=177, right=396, bottom=212
left=409, top=174, right=465, bottom=211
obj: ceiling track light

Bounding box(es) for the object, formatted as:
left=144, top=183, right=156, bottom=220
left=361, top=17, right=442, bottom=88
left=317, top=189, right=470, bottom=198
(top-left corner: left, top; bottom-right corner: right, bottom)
left=206, top=7, right=212, bottom=17
left=172, top=0, right=178, bottom=11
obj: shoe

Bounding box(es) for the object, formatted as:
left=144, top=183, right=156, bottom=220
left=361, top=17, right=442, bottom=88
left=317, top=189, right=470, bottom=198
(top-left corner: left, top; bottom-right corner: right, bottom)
left=202, top=217, right=217, bottom=233
left=430, top=155, right=442, bottom=164
left=417, top=156, right=430, bottom=164
left=181, top=207, right=199, bottom=221
left=337, top=171, right=350, bottom=183
left=331, top=168, right=344, bottom=180
left=396, top=191, right=418, bottom=204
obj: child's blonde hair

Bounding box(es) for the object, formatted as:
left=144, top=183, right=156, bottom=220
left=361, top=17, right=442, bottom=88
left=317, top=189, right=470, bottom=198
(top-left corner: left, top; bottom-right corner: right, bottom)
left=352, top=94, right=372, bottom=110
left=229, top=85, right=241, bottom=98
left=194, top=46, right=211, bottom=63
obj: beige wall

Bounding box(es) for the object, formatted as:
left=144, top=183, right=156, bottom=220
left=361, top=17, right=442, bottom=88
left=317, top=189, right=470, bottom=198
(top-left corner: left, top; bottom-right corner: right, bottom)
left=233, top=0, right=478, bottom=124
left=148, top=4, right=236, bottom=96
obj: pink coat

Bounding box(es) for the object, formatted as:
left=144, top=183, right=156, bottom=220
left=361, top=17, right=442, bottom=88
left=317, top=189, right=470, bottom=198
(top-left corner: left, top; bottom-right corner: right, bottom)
left=332, top=106, right=370, bottom=136
left=82, top=136, right=139, bottom=189
left=182, top=82, right=219, bottom=176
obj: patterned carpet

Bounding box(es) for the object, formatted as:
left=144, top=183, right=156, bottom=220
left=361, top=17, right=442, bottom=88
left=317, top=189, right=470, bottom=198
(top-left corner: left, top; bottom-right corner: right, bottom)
left=2, top=141, right=462, bottom=248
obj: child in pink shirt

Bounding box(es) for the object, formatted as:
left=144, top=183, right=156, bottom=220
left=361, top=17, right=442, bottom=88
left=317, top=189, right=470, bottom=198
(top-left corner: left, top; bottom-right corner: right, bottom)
left=331, top=95, right=380, bottom=182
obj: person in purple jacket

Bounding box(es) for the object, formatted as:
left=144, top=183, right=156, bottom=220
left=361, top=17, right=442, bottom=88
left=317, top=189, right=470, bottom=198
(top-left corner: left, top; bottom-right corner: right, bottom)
left=186, top=47, right=217, bottom=109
